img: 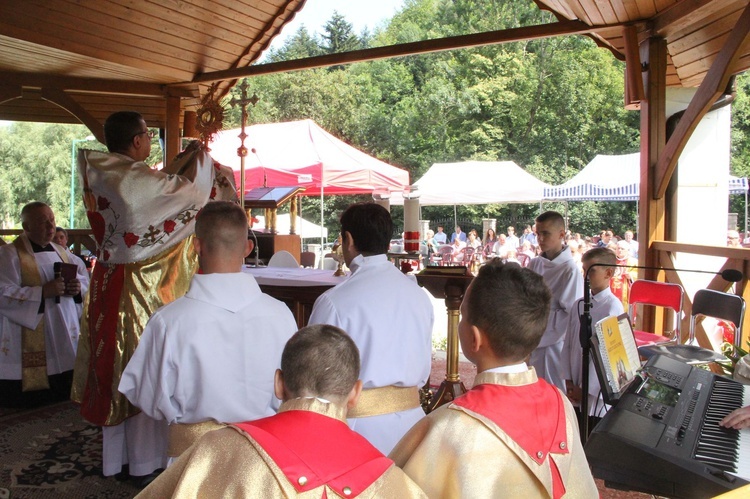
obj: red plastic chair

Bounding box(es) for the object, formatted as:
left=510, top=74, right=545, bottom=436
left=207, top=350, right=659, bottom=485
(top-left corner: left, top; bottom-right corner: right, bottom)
left=437, top=245, right=454, bottom=266
left=628, top=280, right=684, bottom=348
left=461, top=246, right=476, bottom=266
left=516, top=253, right=531, bottom=268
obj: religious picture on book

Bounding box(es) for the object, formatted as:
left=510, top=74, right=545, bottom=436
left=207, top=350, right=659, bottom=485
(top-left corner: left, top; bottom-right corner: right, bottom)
left=593, top=314, right=641, bottom=393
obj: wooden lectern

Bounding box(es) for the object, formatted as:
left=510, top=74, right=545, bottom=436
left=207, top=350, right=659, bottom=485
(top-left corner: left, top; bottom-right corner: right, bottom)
left=244, top=186, right=305, bottom=264
left=416, top=266, right=474, bottom=412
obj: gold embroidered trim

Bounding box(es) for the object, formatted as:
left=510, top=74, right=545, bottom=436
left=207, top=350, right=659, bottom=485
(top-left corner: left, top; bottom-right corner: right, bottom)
left=348, top=386, right=421, bottom=418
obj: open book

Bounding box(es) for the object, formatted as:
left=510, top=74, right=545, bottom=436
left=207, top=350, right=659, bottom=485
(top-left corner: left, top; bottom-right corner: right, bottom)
left=590, top=313, right=641, bottom=404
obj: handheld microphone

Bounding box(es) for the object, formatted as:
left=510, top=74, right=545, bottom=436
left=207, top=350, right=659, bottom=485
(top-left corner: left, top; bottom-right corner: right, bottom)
left=578, top=262, right=743, bottom=442
left=53, top=261, right=62, bottom=304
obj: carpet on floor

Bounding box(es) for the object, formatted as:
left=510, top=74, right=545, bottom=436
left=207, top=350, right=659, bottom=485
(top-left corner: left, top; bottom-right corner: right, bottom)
left=0, top=401, right=140, bottom=499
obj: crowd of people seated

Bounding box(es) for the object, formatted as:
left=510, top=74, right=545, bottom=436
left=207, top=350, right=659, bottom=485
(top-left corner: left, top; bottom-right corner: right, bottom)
left=422, top=223, right=642, bottom=274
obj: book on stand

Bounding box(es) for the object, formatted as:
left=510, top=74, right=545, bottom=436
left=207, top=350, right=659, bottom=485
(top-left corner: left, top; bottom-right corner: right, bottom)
left=590, top=313, right=641, bottom=404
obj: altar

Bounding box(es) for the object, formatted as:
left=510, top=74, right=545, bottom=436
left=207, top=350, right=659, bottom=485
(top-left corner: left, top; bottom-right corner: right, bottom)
left=242, top=266, right=349, bottom=327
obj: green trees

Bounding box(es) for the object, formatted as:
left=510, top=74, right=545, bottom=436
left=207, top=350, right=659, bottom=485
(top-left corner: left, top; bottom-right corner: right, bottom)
left=228, top=0, right=642, bottom=236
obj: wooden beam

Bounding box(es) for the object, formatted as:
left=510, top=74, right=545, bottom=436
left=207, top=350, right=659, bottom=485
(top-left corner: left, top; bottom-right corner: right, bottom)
left=623, top=25, right=644, bottom=109
left=187, top=19, right=619, bottom=85
left=654, top=3, right=750, bottom=199
left=0, top=84, right=22, bottom=105
left=164, top=96, right=181, bottom=169
left=638, top=36, right=668, bottom=334
left=0, top=71, right=198, bottom=98
left=39, top=88, right=104, bottom=143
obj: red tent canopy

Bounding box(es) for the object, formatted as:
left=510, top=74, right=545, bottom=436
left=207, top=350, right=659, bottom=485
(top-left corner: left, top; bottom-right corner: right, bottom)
left=206, top=119, right=409, bottom=197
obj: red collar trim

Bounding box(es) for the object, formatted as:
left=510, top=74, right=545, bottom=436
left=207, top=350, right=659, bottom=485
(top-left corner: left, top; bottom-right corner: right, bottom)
left=454, top=380, right=569, bottom=464
left=236, top=411, right=391, bottom=497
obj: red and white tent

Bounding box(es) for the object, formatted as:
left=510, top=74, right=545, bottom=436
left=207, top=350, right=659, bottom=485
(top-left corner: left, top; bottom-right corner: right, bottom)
left=206, top=119, right=409, bottom=197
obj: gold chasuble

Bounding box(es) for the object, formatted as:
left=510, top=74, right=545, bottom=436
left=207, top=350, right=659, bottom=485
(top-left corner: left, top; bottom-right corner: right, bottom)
left=72, top=239, right=196, bottom=425
left=12, top=234, right=70, bottom=392
left=136, top=398, right=426, bottom=499
left=71, top=141, right=237, bottom=426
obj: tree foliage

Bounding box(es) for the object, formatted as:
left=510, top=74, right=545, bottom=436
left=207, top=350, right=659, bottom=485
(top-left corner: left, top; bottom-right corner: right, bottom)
left=227, top=0, right=642, bottom=236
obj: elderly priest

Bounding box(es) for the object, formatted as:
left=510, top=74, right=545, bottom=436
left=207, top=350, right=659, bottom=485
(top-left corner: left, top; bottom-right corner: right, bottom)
left=0, top=202, right=89, bottom=406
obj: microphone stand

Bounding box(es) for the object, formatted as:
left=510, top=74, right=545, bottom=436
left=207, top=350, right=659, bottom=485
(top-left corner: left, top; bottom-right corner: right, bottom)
left=248, top=228, right=262, bottom=267
left=579, top=267, right=593, bottom=442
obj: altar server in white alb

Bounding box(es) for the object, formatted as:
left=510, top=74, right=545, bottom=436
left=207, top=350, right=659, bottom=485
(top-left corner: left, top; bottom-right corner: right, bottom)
left=119, top=201, right=297, bottom=462
left=0, top=202, right=89, bottom=406
left=308, top=202, right=434, bottom=455
left=527, top=210, right=583, bottom=392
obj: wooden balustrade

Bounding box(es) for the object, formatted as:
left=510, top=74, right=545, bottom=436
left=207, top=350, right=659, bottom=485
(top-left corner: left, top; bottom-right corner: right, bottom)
left=0, top=229, right=96, bottom=256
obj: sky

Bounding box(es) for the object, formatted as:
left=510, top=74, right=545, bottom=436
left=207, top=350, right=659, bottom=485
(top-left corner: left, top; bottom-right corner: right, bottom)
left=268, top=0, right=407, bottom=50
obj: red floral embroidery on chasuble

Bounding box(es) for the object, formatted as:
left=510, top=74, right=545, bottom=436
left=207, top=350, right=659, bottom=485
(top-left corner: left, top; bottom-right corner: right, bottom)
left=163, top=219, right=176, bottom=234
left=236, top=410, right=392, bottom=498
left=79, top=262, right=126, bottom=425
left=87, top=211, right=106, bottom=246
left=454, top=380, right=569, bottom=498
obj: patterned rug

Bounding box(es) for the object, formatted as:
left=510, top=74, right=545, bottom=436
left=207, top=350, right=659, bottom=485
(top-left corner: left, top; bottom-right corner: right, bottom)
left=0, top=402, right=140, bottom=498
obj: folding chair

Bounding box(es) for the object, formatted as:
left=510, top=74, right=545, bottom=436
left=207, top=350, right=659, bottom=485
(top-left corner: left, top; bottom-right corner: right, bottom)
left=628, top=280, right=684, bottom=349
left=689, top=289, right=745, bottom=348
left=641, top=289, right=744, bottom=364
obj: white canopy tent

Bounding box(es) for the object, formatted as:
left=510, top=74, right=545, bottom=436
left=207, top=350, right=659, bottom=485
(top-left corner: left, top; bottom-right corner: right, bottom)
left=543, top=153, right=748, bottom=201
left=543, top=152, right=749, bottom=235
left=253, top=214, right=328, bottom=240
left=390, top=161, right=552, bottom=206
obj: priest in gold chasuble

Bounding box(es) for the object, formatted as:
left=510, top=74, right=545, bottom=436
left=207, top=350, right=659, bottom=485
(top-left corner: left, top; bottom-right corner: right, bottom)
left=70, top=111, right=236, bottom=478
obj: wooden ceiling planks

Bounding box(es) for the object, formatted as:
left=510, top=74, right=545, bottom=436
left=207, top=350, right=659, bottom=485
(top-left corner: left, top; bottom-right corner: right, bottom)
left=0, top=0, right=305, bottom=127
left=536, top=0, right=750, bottom=89
left=0, top=0, right=748, bottom=128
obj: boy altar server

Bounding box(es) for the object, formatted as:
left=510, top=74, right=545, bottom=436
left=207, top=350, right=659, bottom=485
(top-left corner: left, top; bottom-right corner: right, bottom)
left=119, top=201, right=297, bottom=461
left=561, top=247, right=623, bottom=423
left=137, top=324, right=427, bottom=498
left=390, top=261, right=597, bottom=498
left=308, top=202, right=434, bottom=454
left=528, top=211, right=583, bottom=391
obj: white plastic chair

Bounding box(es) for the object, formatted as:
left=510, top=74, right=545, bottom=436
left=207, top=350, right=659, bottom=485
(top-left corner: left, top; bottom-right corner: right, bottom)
left=268, top=250, right=299, bottom=268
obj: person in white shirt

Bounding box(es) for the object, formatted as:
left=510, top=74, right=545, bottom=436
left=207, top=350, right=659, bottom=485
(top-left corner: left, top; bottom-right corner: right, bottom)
left=561, top=247, right=623, bottom=424
left=308, top=202, right=434, bottom=454
left=505, top=225, right=520, bottom=249
left=623, top=230, right=639, bottom=258
left=119, top=201, right=297, bottom=464
left=527, top=211, right=583, bottom=391
left=0, top=202, right=89, bottom=407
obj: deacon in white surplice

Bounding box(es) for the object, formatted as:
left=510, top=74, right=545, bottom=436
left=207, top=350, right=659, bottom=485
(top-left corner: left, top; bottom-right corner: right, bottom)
left=308, top=202, right=434, bottom=455
left=119, top=201, right=297, bottom=462
left=0, top=202, right=89, bottom=405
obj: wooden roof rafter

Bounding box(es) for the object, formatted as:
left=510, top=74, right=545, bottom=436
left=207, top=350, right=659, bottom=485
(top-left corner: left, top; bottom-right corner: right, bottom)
left=654, top=2, right=750, bottom=199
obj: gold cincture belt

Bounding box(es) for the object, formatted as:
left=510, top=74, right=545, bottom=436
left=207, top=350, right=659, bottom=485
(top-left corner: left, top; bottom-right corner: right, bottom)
left=168, top=420, right=226, bottom=458
left=348, top=385, right=421, bottom=418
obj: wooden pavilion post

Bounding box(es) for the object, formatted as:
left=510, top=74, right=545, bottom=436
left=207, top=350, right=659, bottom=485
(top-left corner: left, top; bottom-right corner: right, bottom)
left=638, top=36, right=668, bottom=332
left=164, top=95, right=181, bottom=168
